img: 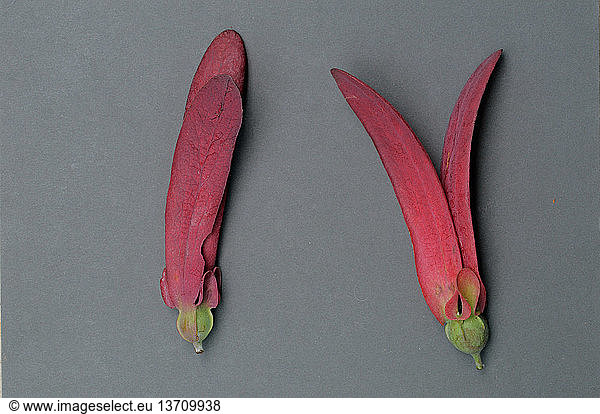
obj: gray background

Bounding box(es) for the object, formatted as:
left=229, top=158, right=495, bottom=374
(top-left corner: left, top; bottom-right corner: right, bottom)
left=2, top=1, right=598, bottom=397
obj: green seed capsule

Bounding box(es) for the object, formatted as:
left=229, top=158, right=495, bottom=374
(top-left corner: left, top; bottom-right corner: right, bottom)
left=445, top=315, right=489, bottom=369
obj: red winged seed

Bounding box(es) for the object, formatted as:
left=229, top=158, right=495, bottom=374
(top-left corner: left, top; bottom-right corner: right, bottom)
left=331, top=69, right=463, bottom=324
left=441, top=50, right=502, bottom=314
left=160, top=30, right=246, bottom=353
left=161, top=30, right=245, bottom=304
left=160, top=30, right=245, bottom=351
left=163, top=75, right=242, bottom=309
left=331, top=52, right=500, bottom=368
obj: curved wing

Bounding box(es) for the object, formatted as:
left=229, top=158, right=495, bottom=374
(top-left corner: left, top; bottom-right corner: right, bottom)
left=441, top=50, right=501, bottom=313
left=331, top=69, right=463, bottom=324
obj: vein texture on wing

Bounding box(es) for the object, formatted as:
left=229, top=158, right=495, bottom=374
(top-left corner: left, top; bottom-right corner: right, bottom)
left=165, top=75, right=242, bottom=306
left=441, top=50, right=501, bottom=313
left=331, top=69, right=462, bottom=323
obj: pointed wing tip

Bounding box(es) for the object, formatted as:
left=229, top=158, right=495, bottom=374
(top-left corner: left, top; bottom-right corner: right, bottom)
left=489, top=49, right=503, bottom=64
left=331, top=68, right=362, bottom=84
left=330, top=68, right=356, bottom=99
left=330, top=68, right=369, bottom=99
left=330, top=68, right=350, bottom=84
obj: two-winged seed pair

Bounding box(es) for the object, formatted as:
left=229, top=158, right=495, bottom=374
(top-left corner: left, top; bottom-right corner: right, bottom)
left=159, top=30, right=501, bottom=369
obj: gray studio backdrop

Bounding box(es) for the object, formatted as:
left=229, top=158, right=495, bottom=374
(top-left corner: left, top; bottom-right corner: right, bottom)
left=2, top=1, right=598, bottom=397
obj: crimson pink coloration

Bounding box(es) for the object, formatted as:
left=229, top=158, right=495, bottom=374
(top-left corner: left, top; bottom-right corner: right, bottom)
left=330, top=68, right=463, bottom=324
left=331, top=50, right=501, bottom=368
left=441, top=50, right=502, bottom=315
left=185, top=30, right=246, bottom=110
left=160, top=30, right=246, bottom=353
